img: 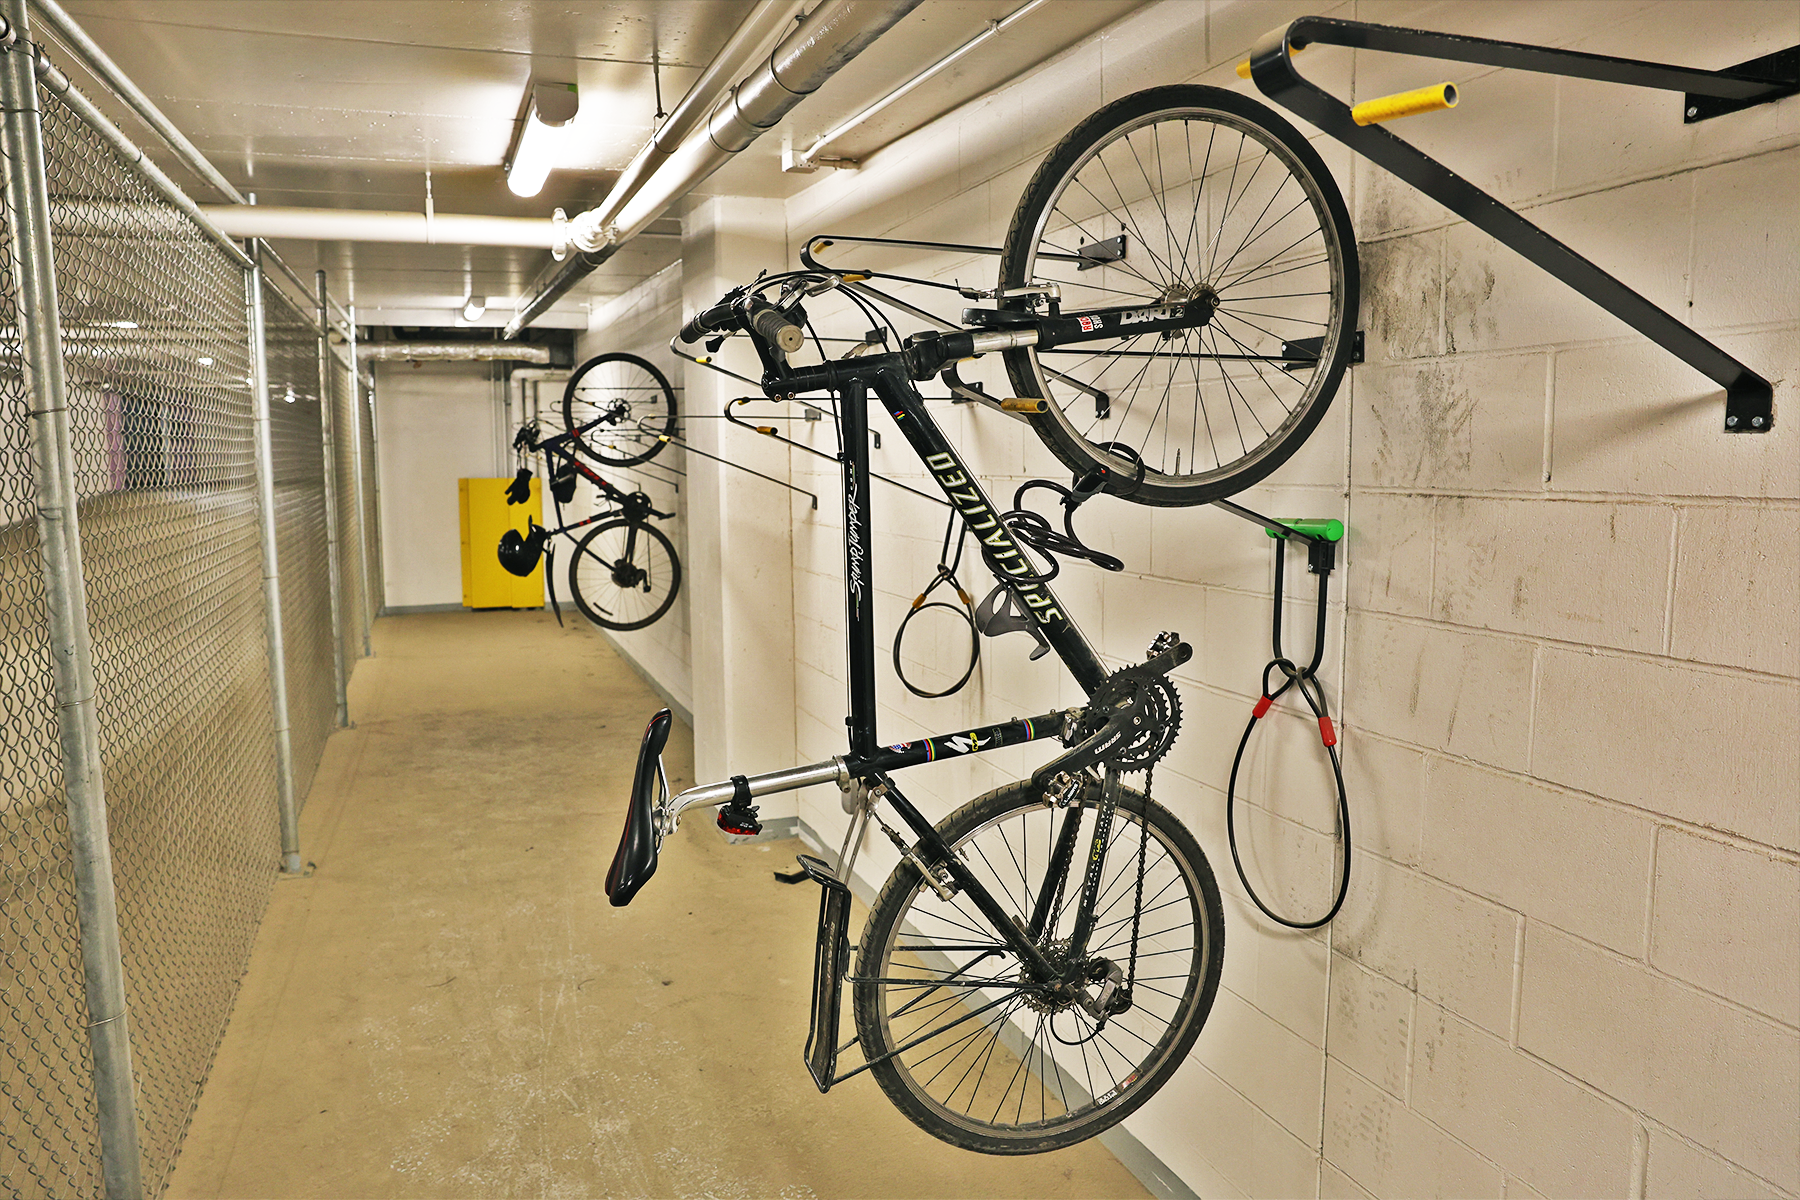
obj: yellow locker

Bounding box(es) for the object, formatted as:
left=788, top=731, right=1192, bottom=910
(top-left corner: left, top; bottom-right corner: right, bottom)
left=459, top=477, right=544, bottom=609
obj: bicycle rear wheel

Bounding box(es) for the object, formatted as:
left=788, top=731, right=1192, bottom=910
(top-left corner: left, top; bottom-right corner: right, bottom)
left=563, top=352, right=678, bottom=467
left=1001, top=85, right=1358, bottom=507
left=853, top=780, right=1223, bottom=1154
left=568, top=518, right=681, bottom=631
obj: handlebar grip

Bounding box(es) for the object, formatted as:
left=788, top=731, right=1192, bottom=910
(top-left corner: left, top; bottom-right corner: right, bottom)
left=679, top=301, right=739, bottom=344
left=750, top=306, right=805, bottom=354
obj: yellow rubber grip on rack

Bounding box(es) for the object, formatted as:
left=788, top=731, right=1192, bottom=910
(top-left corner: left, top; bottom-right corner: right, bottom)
left=1351, top=82, right=1457, bottom=126
left=1237, top=41, right=1306, bottom=78
left=1001, top=397, right=1049, bottom=413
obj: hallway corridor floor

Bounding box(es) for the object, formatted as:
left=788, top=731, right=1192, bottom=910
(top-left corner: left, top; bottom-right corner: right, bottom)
left=168, top=611, right=1148, bottom=1199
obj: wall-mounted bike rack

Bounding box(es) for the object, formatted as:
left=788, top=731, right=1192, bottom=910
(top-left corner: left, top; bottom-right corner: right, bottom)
left=1245, top=17, right=1797, bottom=433
left=796, top=231, right=1354, bottom=552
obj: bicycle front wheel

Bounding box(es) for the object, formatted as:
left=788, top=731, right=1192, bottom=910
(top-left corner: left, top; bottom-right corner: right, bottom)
left=568, top=519, right=681, bottom=631
left=1001, top=85, right=1358, bottom=506
left=563, top=351, right=678, bottom=467
left=853, top=780, right=1224, bottom=1154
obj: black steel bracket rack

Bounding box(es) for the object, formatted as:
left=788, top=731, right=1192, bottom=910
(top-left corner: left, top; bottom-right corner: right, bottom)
left=1246, top=17, right=1797, bottom=433
left=792, top=231, right=1355, bottom=550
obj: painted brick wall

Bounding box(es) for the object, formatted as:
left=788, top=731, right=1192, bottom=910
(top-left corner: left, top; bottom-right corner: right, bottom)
left=574, top=262, right=693, bottom=717
left=591, top=1, right=1799, bottom=1194
left=779, top=2, right=1800, bottom=1195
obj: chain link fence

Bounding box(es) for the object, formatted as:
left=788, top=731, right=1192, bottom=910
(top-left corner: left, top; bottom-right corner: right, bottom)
left=0, top=129, right=105, bottom=1199
left=0, top=38, right=382, bottom=1198
left=263, top=282, right=337, bottom=809
left=39, top=79, right=277, bottom=1199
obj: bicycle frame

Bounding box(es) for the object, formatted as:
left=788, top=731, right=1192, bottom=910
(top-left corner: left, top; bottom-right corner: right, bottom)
left=608, top=283, right=1206, bottom=1091
left=645, top=353, right=1144, bottom=973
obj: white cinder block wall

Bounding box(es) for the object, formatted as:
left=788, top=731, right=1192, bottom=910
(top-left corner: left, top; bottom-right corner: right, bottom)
left=590, top=1, right=1800, bottom=1195
left=573, top=263, right=694, bottom=719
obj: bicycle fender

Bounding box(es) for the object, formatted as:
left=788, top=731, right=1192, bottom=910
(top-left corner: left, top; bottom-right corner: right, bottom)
left=606, top=708, right=672, bottom=906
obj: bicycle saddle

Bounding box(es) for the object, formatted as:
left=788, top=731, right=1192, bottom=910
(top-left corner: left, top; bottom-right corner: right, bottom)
left=606, top=708, right=672, bottom=907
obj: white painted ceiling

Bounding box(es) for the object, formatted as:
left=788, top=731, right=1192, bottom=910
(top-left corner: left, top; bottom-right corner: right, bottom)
left=47, top=0, right=1145, bottom=327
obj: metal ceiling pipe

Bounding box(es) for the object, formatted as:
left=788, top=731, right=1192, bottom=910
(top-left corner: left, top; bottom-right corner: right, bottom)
left=359, top=342, right=554, bottom=364
left=31, top=0, right=246, bottom=203
left=507, top=0, right=923, bottom=337
left=786, top=0, right=1045, bottom=172
left=593, top=0, right=806, bottom=233
left=203, top=204, right=565, bottom=249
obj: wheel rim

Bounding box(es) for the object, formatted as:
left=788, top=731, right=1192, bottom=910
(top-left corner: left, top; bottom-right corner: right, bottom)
left=564, top=353, right=676, bottom=466
left=1012, top=104, right=1350, bottom=497
left=571, top=523, right=676, bottom=629
left=866, top=799, right=1208, bottom=1141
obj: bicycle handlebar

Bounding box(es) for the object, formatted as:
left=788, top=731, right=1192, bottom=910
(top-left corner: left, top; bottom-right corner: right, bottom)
left=679, top=294, right=805, bottom=354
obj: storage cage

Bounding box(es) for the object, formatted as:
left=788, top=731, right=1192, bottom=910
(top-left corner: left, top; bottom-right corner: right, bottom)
left=0, top=14, right=381, bottom=1197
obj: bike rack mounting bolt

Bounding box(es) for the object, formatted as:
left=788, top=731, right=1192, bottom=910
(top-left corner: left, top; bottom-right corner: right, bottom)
left=1727, top=415, right=1739, bottom=426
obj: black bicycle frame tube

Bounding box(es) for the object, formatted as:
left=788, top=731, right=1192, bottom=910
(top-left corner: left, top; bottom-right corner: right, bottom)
left=538, top=433, right=631, bottom=507
left=840, top=377, right=879, bottom=759
left=869, top=368, right=1110, bottom=695
left=847, top=710, right=1065, bottom=775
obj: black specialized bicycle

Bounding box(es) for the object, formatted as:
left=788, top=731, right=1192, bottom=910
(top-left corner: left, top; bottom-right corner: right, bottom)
left=606, top=84, right=1358, bottom=1154
left=500, top=415, right=682, bottom=631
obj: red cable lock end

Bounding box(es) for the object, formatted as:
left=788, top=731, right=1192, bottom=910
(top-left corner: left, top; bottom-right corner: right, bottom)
left=1319, top=716, right=1337, bottom=747
left=1252, top=695, right=1273, bottom=719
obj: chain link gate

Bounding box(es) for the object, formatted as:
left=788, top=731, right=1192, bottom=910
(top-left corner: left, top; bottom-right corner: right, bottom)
left=0, top=6, right=384, bottom=1193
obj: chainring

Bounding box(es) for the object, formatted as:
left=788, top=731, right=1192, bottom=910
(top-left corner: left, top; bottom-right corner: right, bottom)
left=1073, top=670, right=1181, bottom=773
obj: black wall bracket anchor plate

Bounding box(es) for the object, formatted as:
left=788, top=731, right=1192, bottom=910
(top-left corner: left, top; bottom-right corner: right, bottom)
left=1686, top=45, right=1800, bottom=122
left=1247, top=17, right=1788, bottom=433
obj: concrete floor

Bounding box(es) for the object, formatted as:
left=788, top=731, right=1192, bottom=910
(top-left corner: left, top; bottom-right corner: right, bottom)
left=169, top=611, right=1150, bottom=1199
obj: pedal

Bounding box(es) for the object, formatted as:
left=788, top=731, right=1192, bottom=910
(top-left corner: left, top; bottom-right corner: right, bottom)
left=796, top=854, right=853, bottom=1093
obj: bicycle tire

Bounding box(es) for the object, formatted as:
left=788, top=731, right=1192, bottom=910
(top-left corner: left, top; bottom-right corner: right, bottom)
left=568, top=518, right=681, bottom=631
left=563, top=352, right=678, bottom=467
left=853, top=779, right=1224, bottom=1154
left=1000, top=85, right=1358, bottom=507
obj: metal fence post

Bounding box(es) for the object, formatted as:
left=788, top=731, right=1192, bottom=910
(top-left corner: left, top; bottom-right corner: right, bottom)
left=359, top=311, right=385, bottom=619
left=314, top=269, right=349, bottom=727
left=247, top=245, right=302, bottom=873
left=0, top=5, right=145, bottom=1196
left=342, top=307, right=376, bottom=651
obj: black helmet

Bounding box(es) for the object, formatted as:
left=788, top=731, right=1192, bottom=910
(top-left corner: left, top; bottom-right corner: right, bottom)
left=496, top=522, right=546, bottom=576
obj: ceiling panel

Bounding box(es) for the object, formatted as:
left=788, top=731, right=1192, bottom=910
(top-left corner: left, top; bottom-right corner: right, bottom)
left=42, top=1, right=1150, bottom=320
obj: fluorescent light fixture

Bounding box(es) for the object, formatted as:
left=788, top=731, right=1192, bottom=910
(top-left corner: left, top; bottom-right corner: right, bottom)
left=196, top=356, right=214, bottom=366
left=506, top=82, right=578, bottom=199
left=107, top=320, right=138, bottom=329
left=461, top=294, right=487, bottom=322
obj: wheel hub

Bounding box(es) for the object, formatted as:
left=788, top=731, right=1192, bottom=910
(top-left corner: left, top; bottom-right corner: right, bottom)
left=610, top=559, right=646, bottom=589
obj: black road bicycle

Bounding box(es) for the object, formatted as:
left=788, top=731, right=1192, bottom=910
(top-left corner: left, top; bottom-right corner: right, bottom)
left=606, top=85, right=1358, bottom=1154
left=501, top=412, right=681, bottom=632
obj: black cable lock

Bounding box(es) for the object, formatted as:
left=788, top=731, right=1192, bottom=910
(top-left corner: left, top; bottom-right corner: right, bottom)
left=893, top=508, right=981, bottom=698
left=1226, top=527, right=1353, bottom=930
